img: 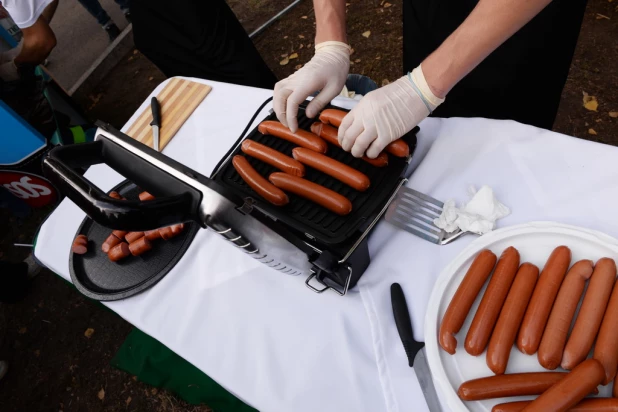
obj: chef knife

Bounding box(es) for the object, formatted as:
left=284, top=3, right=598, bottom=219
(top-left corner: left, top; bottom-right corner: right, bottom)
left=150, top=96, right=161, bottom=151
left=390, top=283, right=442, bottom=412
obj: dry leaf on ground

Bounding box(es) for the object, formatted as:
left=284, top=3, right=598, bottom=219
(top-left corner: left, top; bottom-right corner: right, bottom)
left=289, top=53, right=299, bottom=60
left=126, top=397, right=132, bottom=406
left=298, top=35, right=305, bottom=39
left=280, top=57, right=290, bottom=66
left=354, top=59, right=361, bottom=63
left=596, top=13, right=610, bottom=19
left=294, top=64, right=302, bottom=70
left=583, top=92, right=598, bottom=111
left=384, top=2, right=392, bottom=7
left=362, top=31, right=371, bottom=38
left=97, top=388, right=105, bottom=400
left=301, top=15, right=308, bottom=19
left=589, top=128, right=598, bottom=135
left=382, top=79, right=390, bottom=86
left=609, top=111, right=618, bottom=118
left=84, top=328, right=95, bottom=338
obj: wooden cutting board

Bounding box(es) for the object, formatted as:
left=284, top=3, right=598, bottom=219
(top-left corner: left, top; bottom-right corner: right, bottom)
left=125, top=78, right=212, bottom=150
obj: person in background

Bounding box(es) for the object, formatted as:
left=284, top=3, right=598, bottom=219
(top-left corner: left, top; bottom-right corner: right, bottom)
left=76, top=0, right=130, bottom=42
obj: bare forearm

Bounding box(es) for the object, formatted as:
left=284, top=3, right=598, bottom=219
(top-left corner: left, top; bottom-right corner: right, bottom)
left=422, top=0, right=552, bottom=98
left=314, top=0, right=347, bottom=44
left=14, top=17, right=56, bottom=65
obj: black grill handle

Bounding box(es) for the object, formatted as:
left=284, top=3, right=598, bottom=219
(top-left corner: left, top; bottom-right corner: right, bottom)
left=42, top=124, right=204, bottom=231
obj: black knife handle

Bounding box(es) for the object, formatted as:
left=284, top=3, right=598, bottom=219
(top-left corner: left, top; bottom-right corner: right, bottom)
left=150, top=97, right=161, bottom=127
left=391, top=283, right=425, bottom=367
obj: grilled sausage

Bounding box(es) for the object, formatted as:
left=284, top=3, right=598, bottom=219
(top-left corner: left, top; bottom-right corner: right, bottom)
left=158, top=224, right=184, bottom=240
left=310, top=122, right=389, bottom=167
left=109, top=191, right=123, bottom=200
left=170, top=223, right=184, bottom=236
left=458, top=372, right=568, bottom=401
left=101, top=233, right=122, bottom=253
left=522, top=359, right=605, bottom=412
left=562, top=258, right=617, bottom=370
left=594, top=269, right=618, bottom=384
left=439, top=249, right=498, bottom=354
left=112, top=230, right=128, bottom=240
left=517, top=246, right=571, bottom=354
left=108, top=242, right=130, bottom=262
left=241, top=140, right=306, bottom=177
left=318, top=109, right=346, bottom=127
left=125, top=232, right=145, bottom=244
left=258, top=121, right=327, bottom=153
left=384, top=139, right=410, bottom=158
left=144, top=230, right=161, bottom=241
left=139, top=191, right=155, bottom=201
left=493, top=399, right=618, bottom=412
left=129, top=236, right=152, bottom=256
left=614, top=377, right=618, bottom=398
left=487, top=262, right=538, bottom=374
left=538, top=260, right=594, bottom=370
left=72, top=235, right=88, bottom=254
left=292, top=147, right=371, bottom=191
left=465, top=247, right=520, bottom=356
left=268, top=172, right=352, bottom=216
left=233, top=156, right=289, bottom=206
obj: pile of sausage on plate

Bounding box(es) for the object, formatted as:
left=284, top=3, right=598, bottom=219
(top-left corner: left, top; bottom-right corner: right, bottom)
left=71, top=190, right=185, bottom=261
left=232, top=109, right=409, bottom=216
left=440, top=246, right=618, bottom=411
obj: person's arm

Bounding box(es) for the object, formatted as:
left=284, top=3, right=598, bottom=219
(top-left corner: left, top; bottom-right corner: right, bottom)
left=422, top=0, right=552, bottom=98
left=14, top=14, right=56, bottom=65
left=314, top=0, right=347, bottom=44
left=40, top=0, right=58, bottom=23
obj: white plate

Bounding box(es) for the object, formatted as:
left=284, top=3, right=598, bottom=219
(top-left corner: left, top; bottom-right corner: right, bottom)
left=424, top=221, right=618, bottom=412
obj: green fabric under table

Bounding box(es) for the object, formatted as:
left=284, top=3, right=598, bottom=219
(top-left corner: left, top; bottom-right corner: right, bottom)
left=111, top=328, right=257, bottom=412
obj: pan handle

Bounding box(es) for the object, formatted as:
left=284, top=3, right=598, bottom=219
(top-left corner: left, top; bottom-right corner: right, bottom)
left=42, top=126, right=204, bottom=231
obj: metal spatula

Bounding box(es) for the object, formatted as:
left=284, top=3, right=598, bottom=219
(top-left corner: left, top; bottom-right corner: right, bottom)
left=385, top=186, right=472, bottom=245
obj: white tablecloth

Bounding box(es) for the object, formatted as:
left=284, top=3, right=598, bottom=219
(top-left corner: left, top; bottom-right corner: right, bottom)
left=35, top=77, right=618, bottom=412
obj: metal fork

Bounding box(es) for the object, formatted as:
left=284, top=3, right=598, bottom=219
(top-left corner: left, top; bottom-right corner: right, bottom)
left=385, top=186, right=475, bottom=245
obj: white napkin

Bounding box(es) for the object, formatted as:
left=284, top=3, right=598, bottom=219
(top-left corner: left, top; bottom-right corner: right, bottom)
left=434, top=185, right=510, bottom=234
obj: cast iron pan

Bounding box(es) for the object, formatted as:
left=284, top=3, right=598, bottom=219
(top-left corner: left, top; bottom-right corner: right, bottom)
left=69, top=180, right=199, bottom=301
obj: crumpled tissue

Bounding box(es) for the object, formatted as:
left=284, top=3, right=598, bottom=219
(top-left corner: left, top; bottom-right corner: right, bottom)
left=433, top=185, right=510, bottom=234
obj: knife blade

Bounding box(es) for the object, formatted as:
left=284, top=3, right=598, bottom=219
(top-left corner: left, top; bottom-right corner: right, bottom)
left=150, top=96, right=161, bottom=151
left=390, top=283, right=442, bottom=412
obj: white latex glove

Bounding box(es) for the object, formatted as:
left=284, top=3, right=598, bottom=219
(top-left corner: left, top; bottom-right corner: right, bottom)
left=274, top=41, right=350, bottom=133
left=0, top=39, right=23, bottom=82
left=338, top=65, right=445, bottom=158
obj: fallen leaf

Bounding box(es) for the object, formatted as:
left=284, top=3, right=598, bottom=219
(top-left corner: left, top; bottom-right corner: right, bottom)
left=148, top=76, right=154, bottom=81
left=588, top=128, right=598, bottom=135
left=386, top=21, right=392, bottom=25
left=349, top=61, right=355, bottom=66
left=346, top=2, right=351, bottom=5
left=151, top=388, right=158, bottom=395
left=281, top=53, right=288, bottom=58
left=384, top=2, right=392, bottom=7
left=280, top=57, right=290, bottom=66
left=596, top=13, right=610, bottom=19
left=350, top=48, right=355, bottom=55
left=609, top=111, right=618, bottom=118
left=84, top=328, right=95, bottom=338
left=299, top=44, right=304, bottom=49
left=97, top=388, right=105, bottom=400
left=301, top=15, right=308, bottom=19
left=382, top=79, right=390, bottom=86
left=126, top=397, right=132, bottom=406
left=375, top=56, right=381, bottom=60
left=585, top=122, right=590, bottom=126
left=283, top=35, right=288, bottom=39
left=307, top=43, right=312, bottom=48
left=596, top=118, right=602, bottom=122
left=362, top=31, right=371, bottom=38
left=298, top=35, right=305, bottom=39
left=582, top=92, right=598, bottom=111
left=294, top=64, right=302, bottom=70
left=18, top=327, right=27, bottom=334
left=380, top=0, right=385, bottom=5
left=128, top=56, right=134, bottom=61
left=289, top=53, right=299, bottom=59
left=354, top=59, right=361, bottom=63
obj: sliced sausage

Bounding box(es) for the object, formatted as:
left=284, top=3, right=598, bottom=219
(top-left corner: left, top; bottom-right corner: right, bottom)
left=112, top=230, right=128, bottom=240
left=594, top=268, right=618, bottom=384
left=158, top=224, right=184, bottom=240
left=101, top=233, right=122, bottom=253
left=465, top=247, right=521, bottom=356
left=493, top=399, right=618, bottom=412
left=458, top=372, right=568, bottom=400
left=487, top=262, right=538, bottom=374
left=538, top=260, right=594, bottom=370
left=384, top=139, right=410, bottom=158
left=170, top=223, right=184, bottom=236
left=268, top=172, right=352, bottom=216
left=562, top=258, right=617, bottom=370
left=522, top=359, right=605, bottom=412
left=292, top=147, right=371, bottom=191
left=258, top=121, right=327, bottom=153
left=108, top=242, right=130, bottom=262
left=439, top=249, right=498, bottom=354
left=517, top=246, right=571, bottom=355
left=233, top=156, right=289, bottom=206
left=310, top=122, right=389, bottom=167
left=72, top=235, right=88, bottom=254
left=125, top=232, right=145, bottom=244
left=139, top=191, right=155, bottom=201
left=109, top=191, right=123, bottom=200
left=241, top=140, right=305, bottom=176
left=129, top=236, right=152, bottom=256
left=614, top=377, right=618, bottom=398
left=318, top=109, right=347, bottom=127
left=145, top=230, right=161, bottom=241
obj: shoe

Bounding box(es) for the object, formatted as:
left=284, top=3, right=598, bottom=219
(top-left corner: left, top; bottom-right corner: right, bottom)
left=0, top=361, right=8, bottom=380
left=105, top=23, right=121, bottom=42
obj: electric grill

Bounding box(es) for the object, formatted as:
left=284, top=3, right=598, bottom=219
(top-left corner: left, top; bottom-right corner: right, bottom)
left=42, top=102, right=418, bottom=296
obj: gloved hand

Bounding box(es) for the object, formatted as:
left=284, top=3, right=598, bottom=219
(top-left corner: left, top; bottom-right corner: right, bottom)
left=0, top=39, right=23, bottom=82
left=338, top=65, right=445, bottom=159
left=274, top=41, right=350, bottom=133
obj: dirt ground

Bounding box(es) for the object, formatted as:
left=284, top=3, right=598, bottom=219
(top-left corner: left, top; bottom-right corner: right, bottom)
left=1, top=0, right=616, bottom=410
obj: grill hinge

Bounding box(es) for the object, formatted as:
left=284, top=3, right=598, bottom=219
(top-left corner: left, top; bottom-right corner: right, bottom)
left=238, top=198, right=256, bottom=215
